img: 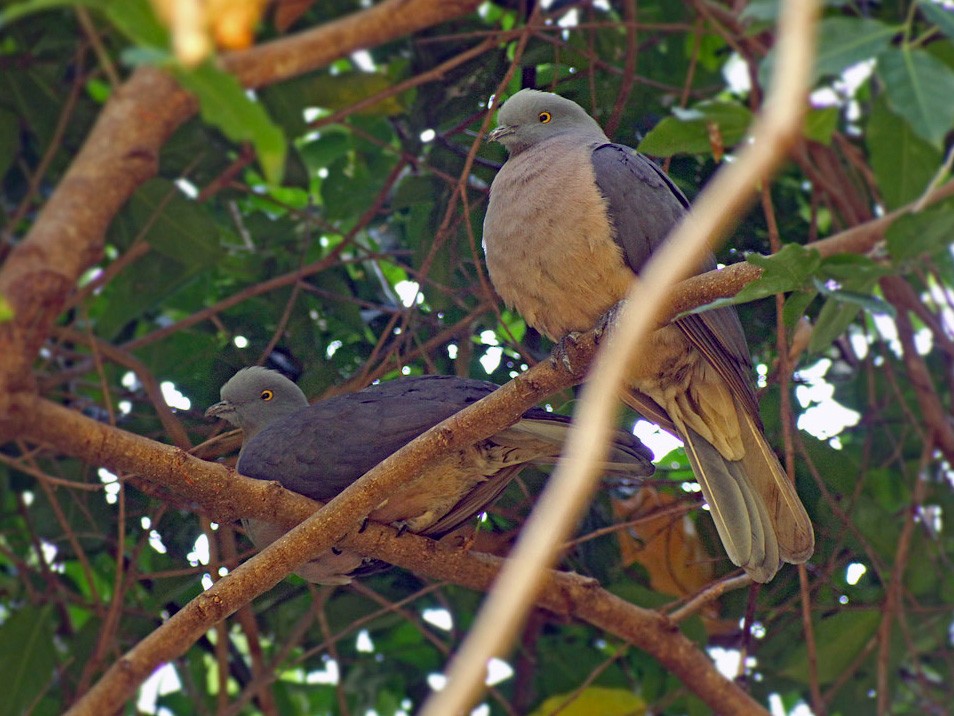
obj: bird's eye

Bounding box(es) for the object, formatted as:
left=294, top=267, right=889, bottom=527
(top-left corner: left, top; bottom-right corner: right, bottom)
left=538, top=111, right=552, bottom=123
left=260, top=389, right=274, bottom=401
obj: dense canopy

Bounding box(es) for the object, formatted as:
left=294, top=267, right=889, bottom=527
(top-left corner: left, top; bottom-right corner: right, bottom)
left=1, top=1, right=953, bottom=715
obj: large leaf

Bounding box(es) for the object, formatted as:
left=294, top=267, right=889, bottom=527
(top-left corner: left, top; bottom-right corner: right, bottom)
left=886, top=202, right=954, bottom=263
left=173, top=62, right=287, bottom=185
left=803, top=106, right=839, bottom=145
left=781, top=609, right=880, bottom=684
left=878, top=47, right=954, bottom=149
left=682, top=244, right=822, bottom=318
left=109, top=178, right=220, bottom=265
left=867, top=97, right=943, bottom=209
left=639, top=101, right=751, bottom=157
left=94, top=179, right=221, bottom=339
left=815, top=17, right=897, bottom=82
left=0, top=605, right=57, bottom=716
left=760, top=17, right=897, bottom=88
left=919, top=0, right=954, bottom=39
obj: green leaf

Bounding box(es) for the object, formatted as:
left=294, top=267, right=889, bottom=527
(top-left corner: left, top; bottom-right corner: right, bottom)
left=741, top=244, right=823, bottom=297
left=814, top=18, right=897, bottom=82
left=886, top=203, right=954, bottom=262
left=531, top=687, right=647, bottom=716
left=781, top=609, right=880, bottom=684
left=806, top=255, right=892, bottom=352
left=878, top=47, right=954, bottom=149
left=99, top=0, right=167, bottom=48
left=679, top=245, right=822, bottom=318
left=920, top=0, right=954, bottom=39
left=803, top=106, right=839, bottom=145
left=0, top=605, right=57, bottom=716
left=817, top=253, right=892, bottom=285
left=812, top=277, right=894, bottom=316
left=299, top=128, right=351, bottom=174
left=173, top=62, right=287, bottom=185
left=0, top=296, right=13, bottom=323
left=809, top=296, right=861, bottom=353
left=95, top=179, right=221, bottom=339
left=761, top=17, right=897, bottom=88
left=867, top=97, right=943, bottom=209
left=782, top=289, right=817, bottom=329
left=110, top=179, right=220, bottom=265
left=638, top=101, right=752, bottom=156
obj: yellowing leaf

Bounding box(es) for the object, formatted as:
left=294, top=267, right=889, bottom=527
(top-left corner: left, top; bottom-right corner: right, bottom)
left=530, top=686, right=646, bottom=716
left=613, top=489, right=713, bottom=599
left=0, top=295, right=13, bottom=322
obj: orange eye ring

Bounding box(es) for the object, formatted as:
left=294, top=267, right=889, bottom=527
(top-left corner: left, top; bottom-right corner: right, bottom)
left=260, top=389, right=274, bottom=401
left=538, top=111, right=552, bottom=123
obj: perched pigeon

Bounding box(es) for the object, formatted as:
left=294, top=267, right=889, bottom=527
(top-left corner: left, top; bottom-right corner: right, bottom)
left=482, top=89, right=813, bottom=581
left=207, top=367, right=655, bottom=584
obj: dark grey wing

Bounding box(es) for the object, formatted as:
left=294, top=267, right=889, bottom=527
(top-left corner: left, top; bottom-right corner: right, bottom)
left=237, top=375, right=499, bottom=502
left=591, top=143, right=760, bottom=422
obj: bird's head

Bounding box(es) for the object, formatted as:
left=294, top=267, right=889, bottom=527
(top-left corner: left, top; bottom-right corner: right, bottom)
left=205, top=367, right=308, bottom=437
left=487, top=89, right=607, bottom=155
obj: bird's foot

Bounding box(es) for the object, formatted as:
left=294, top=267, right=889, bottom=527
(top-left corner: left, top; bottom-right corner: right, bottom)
left=358, top=516, right=370, bottom=533
left=594, top=300, right=626, bottom=344
left=392, top=521, right=410, bottom=537
left=551, top=331, right=583, bottom=374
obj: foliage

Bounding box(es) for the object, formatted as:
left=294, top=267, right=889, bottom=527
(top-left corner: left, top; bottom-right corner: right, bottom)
left=1, top=1, right=954, bottom=714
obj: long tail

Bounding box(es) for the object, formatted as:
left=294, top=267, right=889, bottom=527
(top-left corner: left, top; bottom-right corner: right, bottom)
left=682, top=412, right=813, bottom=583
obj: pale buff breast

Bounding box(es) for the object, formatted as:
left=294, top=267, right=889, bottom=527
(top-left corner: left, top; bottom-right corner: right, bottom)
left=483, top=136, right=742, bottom=450
left=483, top=136, right=634, bottom=341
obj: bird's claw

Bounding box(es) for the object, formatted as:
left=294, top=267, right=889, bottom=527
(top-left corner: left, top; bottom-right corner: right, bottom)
left=551, top=331, right=583, bottom=373
left=358, top=516, right=369, bottom=533
left=594, top=301, right=626, bottom=344
left=393, top=521, right=409, bottom=537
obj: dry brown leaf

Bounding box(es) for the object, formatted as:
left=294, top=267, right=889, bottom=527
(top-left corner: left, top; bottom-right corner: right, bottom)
left=612, top=488, right=713, bottom=598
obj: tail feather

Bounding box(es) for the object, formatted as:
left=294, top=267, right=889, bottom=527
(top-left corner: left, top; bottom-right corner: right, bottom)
left=683, top=427, right=780, bottom=582
left=498, top=419, right=656, bottom=477
left=737, top=410, right=815, bottom=563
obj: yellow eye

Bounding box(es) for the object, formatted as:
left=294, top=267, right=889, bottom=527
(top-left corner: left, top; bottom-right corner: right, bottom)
left=538, top=111, right=552, bottom=123
left=260, top=389, right=274, bottom=401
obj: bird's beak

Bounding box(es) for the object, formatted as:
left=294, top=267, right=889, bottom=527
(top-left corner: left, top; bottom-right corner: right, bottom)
left=204, top=400, right=235, bottom=420
left=487, top=124, right=514, bottom=143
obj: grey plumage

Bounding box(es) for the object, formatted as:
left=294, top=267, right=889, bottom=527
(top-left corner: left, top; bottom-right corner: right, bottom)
left=482, top=88, right=814, bottom=582
left=207, top=367, right=655, bottom=584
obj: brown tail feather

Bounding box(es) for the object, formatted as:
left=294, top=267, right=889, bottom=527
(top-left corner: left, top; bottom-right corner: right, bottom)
left=736, top=409, right=815, bottom=563
left=683, top=427, right=780, bottom=582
